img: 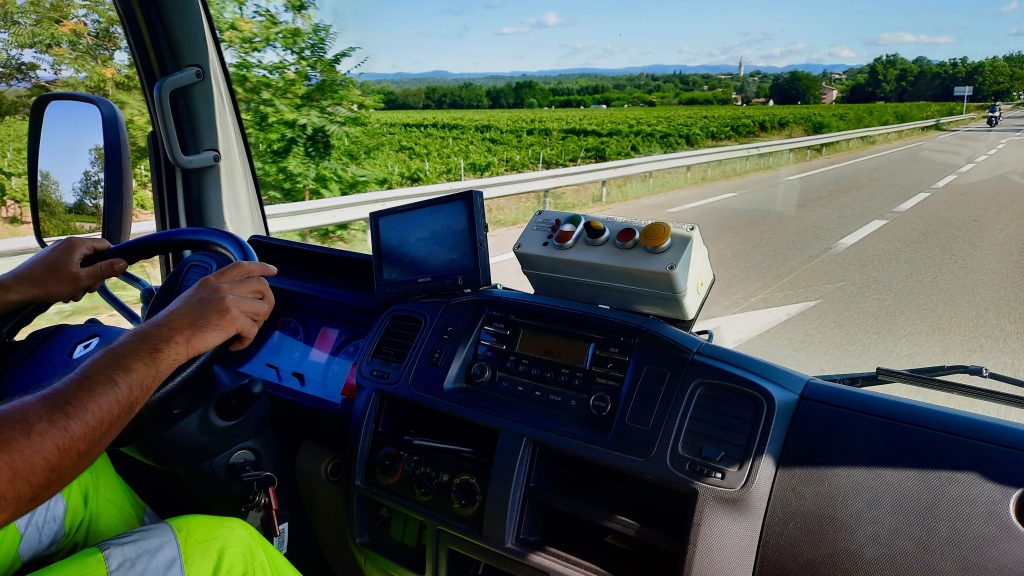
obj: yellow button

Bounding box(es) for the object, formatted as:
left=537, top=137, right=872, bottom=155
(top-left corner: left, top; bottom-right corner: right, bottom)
left=640, top=221, right=672, bottom=248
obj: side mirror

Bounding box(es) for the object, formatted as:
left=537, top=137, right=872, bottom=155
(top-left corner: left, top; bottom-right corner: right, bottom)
left=27, top=92, right=132, bottom=248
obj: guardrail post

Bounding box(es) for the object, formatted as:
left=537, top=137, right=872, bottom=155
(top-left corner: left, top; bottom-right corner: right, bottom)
left=543, top=189, right=550, bottom=209
left=601, top=180, right=607, bottom=203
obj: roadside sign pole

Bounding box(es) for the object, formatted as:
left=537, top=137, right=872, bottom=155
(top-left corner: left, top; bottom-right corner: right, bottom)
left=963, top=91, right=968, bottom=115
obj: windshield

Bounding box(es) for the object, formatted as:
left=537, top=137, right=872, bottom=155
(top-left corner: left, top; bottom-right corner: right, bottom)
left=209, top=0, right=1024, bottom=389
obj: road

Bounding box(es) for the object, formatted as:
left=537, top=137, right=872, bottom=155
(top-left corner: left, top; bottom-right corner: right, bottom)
left=487, top=115, right=1024, bottom=422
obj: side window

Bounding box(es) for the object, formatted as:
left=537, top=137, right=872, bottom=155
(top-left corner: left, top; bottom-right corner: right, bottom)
left=0, top=0, right=157, bottom=332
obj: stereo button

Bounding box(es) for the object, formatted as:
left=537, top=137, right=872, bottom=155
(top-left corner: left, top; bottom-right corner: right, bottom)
left=590, top=392, right=613, bottom=416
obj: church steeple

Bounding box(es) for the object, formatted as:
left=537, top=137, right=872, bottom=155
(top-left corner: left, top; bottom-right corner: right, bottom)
left=738, top=57, right=745, bottom=77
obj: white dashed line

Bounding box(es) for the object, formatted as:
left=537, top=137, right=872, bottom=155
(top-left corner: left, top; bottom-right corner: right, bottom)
left=931, top=175, right=958, bottom=188
left=490, top=253, right=516, bottom=264
left=956, top=164, right=976, bottom=173
left=784, top=142, right=924, bottom=180
left=988, top=149, right=1000, bottom=155
left=997, top=143, right=1006, bottom=149
left=891, top=192, right=931, bottom=213
left=976, top=155, right=990, bottom=162
left=666, top=192, right=739, bottom=212
left=832, top=220, right=889, bottom=252
left=938, top=130, right=965, bottom=139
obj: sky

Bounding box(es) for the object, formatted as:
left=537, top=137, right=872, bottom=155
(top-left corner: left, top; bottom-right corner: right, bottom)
left=38, top=101, right=103, bottom=203
left=321, top=0, right=1024, bottom=74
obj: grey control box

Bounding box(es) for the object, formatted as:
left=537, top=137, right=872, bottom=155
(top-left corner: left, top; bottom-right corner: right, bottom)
left=513, top=211, right=714, bottom=324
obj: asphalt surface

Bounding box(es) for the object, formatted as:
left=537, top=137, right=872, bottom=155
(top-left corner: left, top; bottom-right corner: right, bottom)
left=487, top=115, right=1024, bottom=422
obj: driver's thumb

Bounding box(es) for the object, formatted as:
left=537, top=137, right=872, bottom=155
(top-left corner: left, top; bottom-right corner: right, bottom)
left=86, top=258, right=129, bottom=283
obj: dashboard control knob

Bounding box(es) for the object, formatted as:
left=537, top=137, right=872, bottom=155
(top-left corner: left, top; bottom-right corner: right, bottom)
left=412, top=466, right=437, bottom=501
left=374, top=447, right=403, bottom=487
left=450, top=474, right=482, bottom=516
left=614, top=227, right=639, bottom=249
left=583, top=220, right=610, bottom=245
left=589, top=392, right=613, bottom=416
left=469, top=362, right=492, bottom=384
left=640, top=221, right=672, bottom=253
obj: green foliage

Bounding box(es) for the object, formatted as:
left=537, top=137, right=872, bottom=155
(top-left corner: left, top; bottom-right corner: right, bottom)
left=72, top=145, right=104, bottom=218
left=769, top=71, right=821, bottom=105
left=843, top=53, right=1024, bottom=103
left=357, top=103, right=962, bottom=189
left=0, top=0, right=152, bottom=213
left=209, top=0, right=376, bottom=203
left=36, top=170, right=82, bottom=237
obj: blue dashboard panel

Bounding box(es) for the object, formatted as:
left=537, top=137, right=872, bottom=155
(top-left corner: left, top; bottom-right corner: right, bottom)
left=241, top=235, right=384, bottom=412
left=237, top=312, right=367, bottom=410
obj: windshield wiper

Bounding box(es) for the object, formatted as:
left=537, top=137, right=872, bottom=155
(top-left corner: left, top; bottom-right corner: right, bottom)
left=818, top=365, right=1024, bottom=410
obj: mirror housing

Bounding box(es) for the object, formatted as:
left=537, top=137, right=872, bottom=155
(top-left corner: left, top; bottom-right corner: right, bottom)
left=27, top=92, right=133, bottom=248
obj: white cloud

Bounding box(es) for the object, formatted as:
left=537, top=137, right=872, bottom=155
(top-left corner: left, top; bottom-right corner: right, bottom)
left=1000, top=0, right=1019, bottom=13
left=828, top=46, right=859, bottom=60
left=872, top=32, right=956, bottom=45
left=496, top=11, right=564, bottom=35
left=1012, top=25, right=1024, bottom=35
left=526, top=11, right=563, bottom=27
left=497, top=26, right=530, bottom=35
left=484, top=0, right=505, bottom=8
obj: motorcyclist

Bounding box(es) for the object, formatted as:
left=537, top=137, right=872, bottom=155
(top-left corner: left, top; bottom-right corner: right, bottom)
left=989, top=100, right=1002, bottom=120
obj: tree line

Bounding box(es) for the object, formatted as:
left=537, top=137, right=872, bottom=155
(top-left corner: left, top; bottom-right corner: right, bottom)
left=367, top=52, right=1024, bottom=110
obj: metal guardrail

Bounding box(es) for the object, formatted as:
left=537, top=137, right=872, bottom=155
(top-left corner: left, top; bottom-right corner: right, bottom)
left=0, top=113, right=972, bottom=258
left=263, top=113, right=972, bottom=233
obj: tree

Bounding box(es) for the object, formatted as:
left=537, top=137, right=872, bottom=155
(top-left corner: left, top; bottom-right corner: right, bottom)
left=36, top=170, right=81, bottom=238
left=72, top=145, right=105, bottom=218
left=736, top=77, right=758, bottom=104
left=974, top=57, right=1013, bottom=101
left=209, top=0, right=377, bottom=203
left=769, top=71, right=820, bottom=105
left=0, top=0, right=151, bottom=208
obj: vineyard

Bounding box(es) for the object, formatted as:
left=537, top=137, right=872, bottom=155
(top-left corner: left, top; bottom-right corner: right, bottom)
left=345, top=102, right=964, bottom=193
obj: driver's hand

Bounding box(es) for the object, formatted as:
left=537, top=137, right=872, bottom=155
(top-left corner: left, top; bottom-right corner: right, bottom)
left=145, top=261, right=278, bottom=363
left=3, top=237, right=129, bottom=305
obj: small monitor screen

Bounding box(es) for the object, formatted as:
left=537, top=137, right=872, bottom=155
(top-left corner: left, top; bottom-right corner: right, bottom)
left=377, top=199, right=473, bottom=281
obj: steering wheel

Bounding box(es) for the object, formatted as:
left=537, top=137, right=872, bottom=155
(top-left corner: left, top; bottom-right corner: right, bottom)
left=83, top=227, right=258, bottom=443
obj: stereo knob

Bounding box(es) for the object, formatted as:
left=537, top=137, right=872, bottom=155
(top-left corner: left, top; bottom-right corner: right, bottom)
left=450, top=474, right=482, bottom=516
left=412, top=466, right=437, bottom=501
left=589, top=392, right=613, bottom=416
left=374, top=447, right=403, bottom=486
left=469, top=362, right=492, bottom=384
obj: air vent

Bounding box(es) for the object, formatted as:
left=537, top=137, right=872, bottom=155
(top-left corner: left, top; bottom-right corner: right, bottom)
left=370, top=314, right=424, bottom=366
left=679, top=383, right=764, bottom=472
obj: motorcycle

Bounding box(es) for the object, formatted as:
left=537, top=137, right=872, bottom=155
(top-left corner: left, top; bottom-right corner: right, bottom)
left=987, top=108, right=1001, bottom=127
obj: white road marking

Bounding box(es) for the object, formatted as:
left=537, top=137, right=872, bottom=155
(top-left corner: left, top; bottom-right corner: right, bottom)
left=988, top=149, right=1000, bottom=155
left=931, top=175, right=958, bottom=188
left=975, top=155, right=990, bottom=162
left=832, top=219, right=889, bottom=252
left=489, top=252, right=516, bottom=264
left=692, top=300, right=821, bottom=349
left=784, top=142, right=925, bottom=181
left=891, top=192, right=931, bottom=213
left=956, top=163, right=976, bottom=173
left=997, top=143, right=1006, bottom=149
left=938, top=129, right=968, bottom=139
left=666, top=192, right=739, bottom=212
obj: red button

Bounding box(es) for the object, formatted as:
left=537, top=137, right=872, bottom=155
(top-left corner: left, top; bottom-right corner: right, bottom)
left=616, top=228, right=637, bottom=242
left=554, top=229, right=575, bottom=244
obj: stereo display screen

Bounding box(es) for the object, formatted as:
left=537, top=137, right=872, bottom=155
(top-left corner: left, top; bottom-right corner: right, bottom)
left=516, top=329, right=591, bottom=368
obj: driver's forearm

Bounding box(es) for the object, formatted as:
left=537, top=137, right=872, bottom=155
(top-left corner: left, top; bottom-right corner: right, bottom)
left=0, top=274, right=34, bottom=315
left=0, top=324, right=185, bottom=526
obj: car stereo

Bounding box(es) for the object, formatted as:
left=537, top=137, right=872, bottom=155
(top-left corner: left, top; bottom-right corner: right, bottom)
left=370, top=190, right=490, bottom=298
left=464, top=308, right=635, bottom=420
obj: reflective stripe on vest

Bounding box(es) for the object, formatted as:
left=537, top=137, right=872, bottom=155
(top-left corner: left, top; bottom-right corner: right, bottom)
left=14, top=492, right=66, bottom=562
left=97, top=522, right=184, bottom=576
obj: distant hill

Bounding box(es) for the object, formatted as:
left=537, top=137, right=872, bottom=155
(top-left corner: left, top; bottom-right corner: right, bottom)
left=358, top=63, right=859, bottom=83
